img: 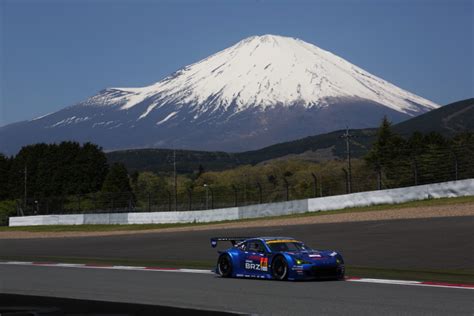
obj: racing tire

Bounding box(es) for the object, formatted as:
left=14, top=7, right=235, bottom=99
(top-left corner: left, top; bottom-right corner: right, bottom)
left=271, top=256, right=288, bottom=280
left=336, top=267, right=345, bottom=281
left=217, top=254, right=233, bottom=278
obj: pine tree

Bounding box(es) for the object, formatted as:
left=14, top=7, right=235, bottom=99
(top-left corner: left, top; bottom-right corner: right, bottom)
left=365, top=116, right=406, bottom=187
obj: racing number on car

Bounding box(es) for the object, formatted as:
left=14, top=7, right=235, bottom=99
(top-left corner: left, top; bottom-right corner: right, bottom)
left=260, top=257, right=268, bottom=272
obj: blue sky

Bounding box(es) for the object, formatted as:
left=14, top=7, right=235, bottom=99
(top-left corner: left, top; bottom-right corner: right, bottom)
left=1, top=0, right=472, bottom=126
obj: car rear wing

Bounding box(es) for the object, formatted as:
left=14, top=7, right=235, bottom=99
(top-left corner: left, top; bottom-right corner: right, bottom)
left=210, top=237, right=253, bottom=248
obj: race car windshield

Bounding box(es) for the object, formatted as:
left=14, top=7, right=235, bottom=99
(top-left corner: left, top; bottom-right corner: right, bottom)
left=267, top=242, right=311, bottom=252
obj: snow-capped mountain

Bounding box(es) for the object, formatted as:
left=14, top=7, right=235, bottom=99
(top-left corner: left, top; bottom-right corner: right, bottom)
left=0, top=35, right=438, bottom=155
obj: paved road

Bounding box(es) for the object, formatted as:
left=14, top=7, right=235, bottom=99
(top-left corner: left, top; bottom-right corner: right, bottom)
left=0, top=265, right=472, bottom=315
left=1, top=216, right=473, bottom=270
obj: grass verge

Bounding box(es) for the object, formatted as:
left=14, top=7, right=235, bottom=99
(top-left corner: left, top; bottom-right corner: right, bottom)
left=0, top=255, right=473, bottom=284
left=1, top=195, right=473, bottom=233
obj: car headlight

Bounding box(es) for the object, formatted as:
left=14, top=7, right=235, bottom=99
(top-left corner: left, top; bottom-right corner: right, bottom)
left=295, top=258, right=311, bottom=265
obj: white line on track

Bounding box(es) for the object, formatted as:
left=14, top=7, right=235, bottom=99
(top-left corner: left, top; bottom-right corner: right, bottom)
left=345, top=277, right=474, bottom=290
left=1, top=261, right=472, bottom=290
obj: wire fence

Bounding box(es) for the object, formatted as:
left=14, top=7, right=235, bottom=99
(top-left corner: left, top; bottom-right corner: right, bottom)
left=15, top=146, right=474, bottom=216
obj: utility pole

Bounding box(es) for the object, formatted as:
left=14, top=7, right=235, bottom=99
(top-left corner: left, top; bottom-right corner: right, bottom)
left=173, top=149, right=178, bottom=211
left=340, top=126, right=353, bottom=193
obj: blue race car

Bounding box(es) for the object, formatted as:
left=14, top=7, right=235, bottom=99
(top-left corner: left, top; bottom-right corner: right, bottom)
left=211, top=236, right=345, bottom=281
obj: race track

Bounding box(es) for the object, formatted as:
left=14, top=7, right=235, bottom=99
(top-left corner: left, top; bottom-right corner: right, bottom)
left=0, top=264, right=472, bottom=315
left=1, top=216, right=473, bottom=315
left=1, top=216, right=473, bottom=270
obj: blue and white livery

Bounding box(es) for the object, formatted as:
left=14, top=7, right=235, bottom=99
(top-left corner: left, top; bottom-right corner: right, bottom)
left=211, top=236, right=345, bottom=281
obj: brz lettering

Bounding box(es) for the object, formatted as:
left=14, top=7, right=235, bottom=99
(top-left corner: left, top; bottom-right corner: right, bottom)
left=245, top=262, right=261, bottom=270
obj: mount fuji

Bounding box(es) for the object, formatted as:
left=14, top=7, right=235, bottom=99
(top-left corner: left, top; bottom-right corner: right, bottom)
left=0, top=34, right=439, bottom=155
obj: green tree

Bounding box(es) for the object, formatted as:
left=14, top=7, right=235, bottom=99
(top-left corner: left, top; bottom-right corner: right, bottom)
left=101, top=163, right=132, bottom=194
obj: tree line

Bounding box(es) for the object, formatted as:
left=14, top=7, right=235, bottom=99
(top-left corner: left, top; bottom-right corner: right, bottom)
left=365, top=117, right=474, bottom=189
left=0, top=142, right=131, bottom=204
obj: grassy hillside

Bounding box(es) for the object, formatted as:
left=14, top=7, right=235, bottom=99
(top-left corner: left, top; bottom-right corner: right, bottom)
left=106, top=98, right=473, bottom=173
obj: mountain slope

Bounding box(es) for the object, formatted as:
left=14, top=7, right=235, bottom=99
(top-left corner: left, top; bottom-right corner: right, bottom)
left=0, top=34, right=438, bottom=155
left=106, top=98, right=472, bottom=173
left=393, top=98, right=474, bottom=136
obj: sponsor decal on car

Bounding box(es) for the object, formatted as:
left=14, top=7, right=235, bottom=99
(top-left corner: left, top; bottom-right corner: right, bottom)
left=245, top=260, right=261, bottom=271
left=309, top=254, right=322, bottom=258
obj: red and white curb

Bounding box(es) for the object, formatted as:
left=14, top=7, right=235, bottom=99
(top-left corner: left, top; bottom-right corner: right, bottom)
left=1, top=261, right=472, bottom=290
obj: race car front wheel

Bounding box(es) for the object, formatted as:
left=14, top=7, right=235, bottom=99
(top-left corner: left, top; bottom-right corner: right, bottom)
left=271, top=256, right=288, bottom=280
left=217, top=254, right=233, bottom=278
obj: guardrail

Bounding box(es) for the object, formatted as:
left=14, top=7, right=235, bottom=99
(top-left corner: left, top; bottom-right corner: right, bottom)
left=9, top=179, right=474, bottom=227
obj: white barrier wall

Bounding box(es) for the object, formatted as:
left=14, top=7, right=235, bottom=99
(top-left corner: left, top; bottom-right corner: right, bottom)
left=8, top=179, right=474, bottom=227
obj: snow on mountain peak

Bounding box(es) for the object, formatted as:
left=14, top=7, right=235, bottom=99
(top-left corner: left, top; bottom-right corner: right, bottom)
left=88, top=34, right=438, bottom=119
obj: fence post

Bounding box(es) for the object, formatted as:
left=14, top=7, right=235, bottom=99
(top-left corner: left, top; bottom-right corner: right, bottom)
left=209, top=186, right=214, bottom=209
left=320, top=177, right=323, bottom=197
left=256, top=182, right=262, bottom=204
left=147, top=192, right=151, bottom=212
left=342, top=168, right=349, bottom=194
left=283, top=178, right=289, bottom=201
left=187, top=188, right=193, bottom=210
left=166, top=190, right=172, bottom=212
left=232, top=185, right=238, bottom=207
left=452, top=152, right=458, bottom=181
left=311, top=173, right=318, bottom=198
left=34, top=199, right=39, bottom=215
left=412, top=157, right=418, bottom=186
left=377, top=169, right=382, bottom=190
left=204, top=184, right=209, bottom=209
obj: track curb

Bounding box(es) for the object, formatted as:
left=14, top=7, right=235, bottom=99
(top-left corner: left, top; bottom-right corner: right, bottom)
left=1, top=261, right=472, bottom=290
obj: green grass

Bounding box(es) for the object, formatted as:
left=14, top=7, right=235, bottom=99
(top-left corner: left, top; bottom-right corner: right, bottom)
left=1, top=195, right=473, bottom=233
left=1, top=255, right=472, bottom=284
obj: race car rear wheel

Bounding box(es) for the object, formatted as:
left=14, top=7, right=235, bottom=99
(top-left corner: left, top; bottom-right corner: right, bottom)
left=217, top=254, right=233, bottom=278
left=271, top=256, right=288, bottom=280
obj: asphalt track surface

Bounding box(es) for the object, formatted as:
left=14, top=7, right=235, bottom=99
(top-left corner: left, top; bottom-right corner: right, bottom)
left=1, top=216, right=473, bottom=270
left=0, top=264, right=473, bottom=315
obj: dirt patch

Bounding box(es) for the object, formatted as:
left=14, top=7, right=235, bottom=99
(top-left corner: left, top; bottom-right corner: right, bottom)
left=1, top=202, right=473, bottom=240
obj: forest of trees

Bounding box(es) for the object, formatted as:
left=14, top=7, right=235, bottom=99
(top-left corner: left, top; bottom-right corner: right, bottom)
left=0, top=120, right=473, bottom=224
left=0, top=142, right=130, bottom=223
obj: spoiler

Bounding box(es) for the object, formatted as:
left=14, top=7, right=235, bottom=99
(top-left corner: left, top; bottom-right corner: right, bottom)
left=210, top=237, right=253, bottom=248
